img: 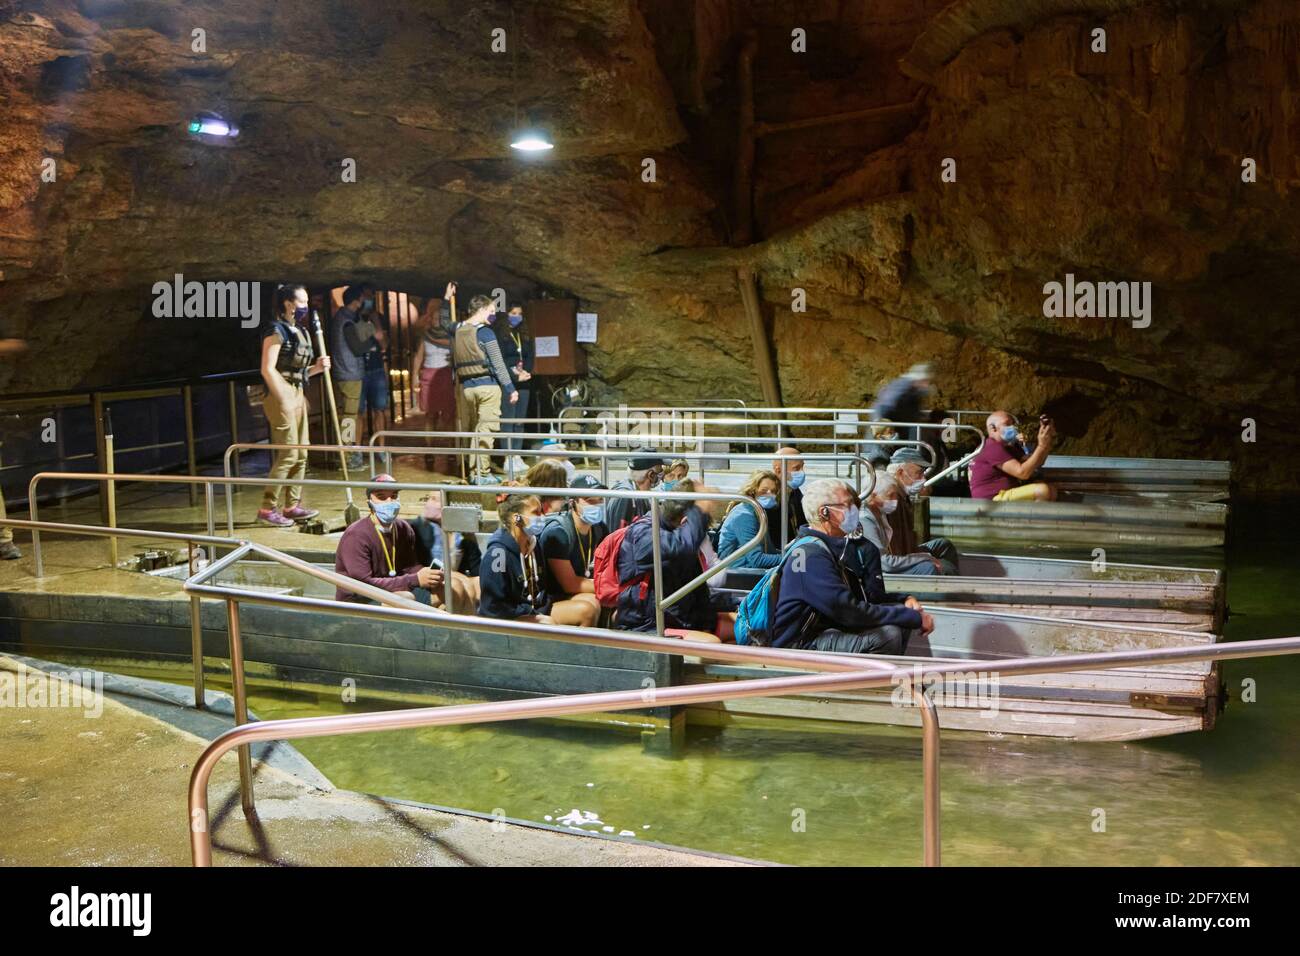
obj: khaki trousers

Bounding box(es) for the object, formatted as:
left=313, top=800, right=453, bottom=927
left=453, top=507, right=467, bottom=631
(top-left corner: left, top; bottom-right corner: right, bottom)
left=458, top=384, right=502, bottom=476
left=337, top=378, right=363, bottom=446
left=262, top=386, right=310, bottom=510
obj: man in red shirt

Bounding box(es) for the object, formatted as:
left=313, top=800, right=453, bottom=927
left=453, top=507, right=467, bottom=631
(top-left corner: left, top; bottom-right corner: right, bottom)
left=334, top=474, right=446, bottom=604
left=968, top=411, right=1058, bottom=501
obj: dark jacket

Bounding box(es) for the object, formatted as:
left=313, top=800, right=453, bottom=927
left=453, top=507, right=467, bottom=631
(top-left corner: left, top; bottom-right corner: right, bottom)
left=409, top=517, right=482, bottom=575
left=614, top=508, right=712, bottom=632
left=478, top=528, right=547, bottom=619
left=496, top=322, right=536, bottom=382
left=874, top=374, right=924, bottom=431
left=770, top=526, right=921, bottom=648
left=764, top=486, right=806, bottom=551
left=606, top=478, right=650, bottom=531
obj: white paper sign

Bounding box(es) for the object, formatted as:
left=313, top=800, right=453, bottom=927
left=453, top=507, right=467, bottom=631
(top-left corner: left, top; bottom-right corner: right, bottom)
left=576, top=312, right=598, bottom=343
left=535, top=335, right=560, bottom=358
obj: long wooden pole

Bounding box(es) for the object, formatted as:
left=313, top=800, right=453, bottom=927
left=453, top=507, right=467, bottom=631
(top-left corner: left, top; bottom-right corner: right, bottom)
left=737, top=268, right=782, bottom=408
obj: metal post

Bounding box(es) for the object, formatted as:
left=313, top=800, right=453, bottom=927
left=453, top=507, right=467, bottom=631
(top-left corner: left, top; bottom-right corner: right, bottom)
left=92, top=393, right=107, bottom=525
left=780, top=474, right=789, bottom=550
left=443, top=533, right=457, bottom=613
left=191, top=594, right=205, bottom=710
left=183, top=384, right=197, bottom=505
left=914, top=685, right=941, bottom=867
left=649, top=497, right=665, bottom=635
left=104, top=408, right=118, bottom=568
left=204, top=483, right=216, bottom=563
left=227, top=380, right=240, bottom=483
left=225, top=598, right=256, bottom=816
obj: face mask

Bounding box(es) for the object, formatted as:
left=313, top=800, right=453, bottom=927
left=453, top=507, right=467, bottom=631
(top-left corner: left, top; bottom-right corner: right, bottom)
left=508, top=312, right=524, bottom=328
left=836, top=504, right=859, bottom=534
left=525, top=516, right=546, bottom=537
left=371, top=500, right=400, bottom=524
left=580, top=504, right=605, bottom=525
left=361, top=297, right=374, bottom=311
left=880, top=499, right=899, bottom=515
left=789, top=471, right=806, bottom=489
left=756, top=494, right=777, bottom=510
left=1001, top=426, right=1020, bottom=444
left=293, top=305, right=308, bottom=321
left=422, top=499, right=442, bottom=522
left=906, top=480, right=925, bottom=496
left=662, top=479, right=679, bottom=491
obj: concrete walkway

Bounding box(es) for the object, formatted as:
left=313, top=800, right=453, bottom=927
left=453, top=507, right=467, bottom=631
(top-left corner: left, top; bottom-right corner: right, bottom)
left=0, top=656, right=750, bottom=867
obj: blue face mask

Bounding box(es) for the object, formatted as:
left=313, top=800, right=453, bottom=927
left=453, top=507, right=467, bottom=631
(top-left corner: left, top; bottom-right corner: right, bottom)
left=837, top=504, right=860, bottom=534
left=1001, top=425, right=1020, bottom=444
left=525, top=516, right=546, bottom=537
left=580, top=504, right=605, bottom=526
left=293, top=305, right=308, bottom=321
left=880, top=499, right=898, bottom=515
left=662, top=479, right=679, bottom=491
left=756, top=494, right=778, bottom=510
left=371, top=499, right=400, bottom=524
left=508, top=312, right=524, bottom=328
left=361, top=297, right=374, bottom=311
left=789, top=471, right=806, bottom=489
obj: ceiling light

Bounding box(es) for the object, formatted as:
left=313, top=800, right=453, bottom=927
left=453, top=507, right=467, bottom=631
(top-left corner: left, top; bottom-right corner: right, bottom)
left=187, top=112, right=239, bottom=138
left=510, top=129, right=553, bottom=152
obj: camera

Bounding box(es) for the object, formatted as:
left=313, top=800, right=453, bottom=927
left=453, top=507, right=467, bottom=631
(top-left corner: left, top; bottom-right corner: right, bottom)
left=1039, top=414, right=1053, bottom=427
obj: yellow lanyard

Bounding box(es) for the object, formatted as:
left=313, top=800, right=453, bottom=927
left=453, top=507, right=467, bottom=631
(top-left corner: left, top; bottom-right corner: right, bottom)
left=576, top=524, right=593, bottom=572
left=510, top=331, right=523, bottom=356
left=372, top=516, right=396, bottom=576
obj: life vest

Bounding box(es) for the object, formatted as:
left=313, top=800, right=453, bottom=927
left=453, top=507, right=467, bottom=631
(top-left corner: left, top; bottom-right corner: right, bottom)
left=272, top=320, right=314, bottom=387
left=452, top=322, right=489, bottom=379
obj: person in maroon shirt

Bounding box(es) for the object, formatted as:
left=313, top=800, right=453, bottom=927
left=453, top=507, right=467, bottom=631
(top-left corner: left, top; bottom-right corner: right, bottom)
left=968, top=411, right=1058, bottom=501
left=334, top=474, right=444, bottom=604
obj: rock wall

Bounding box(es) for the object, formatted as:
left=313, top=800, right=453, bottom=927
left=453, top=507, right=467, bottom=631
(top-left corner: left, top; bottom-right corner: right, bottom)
left=1, top=0, right=1296, bottom=492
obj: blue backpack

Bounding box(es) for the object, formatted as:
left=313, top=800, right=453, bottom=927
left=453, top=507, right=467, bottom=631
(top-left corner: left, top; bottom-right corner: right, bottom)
left=734, top=535, right=829, bottom=646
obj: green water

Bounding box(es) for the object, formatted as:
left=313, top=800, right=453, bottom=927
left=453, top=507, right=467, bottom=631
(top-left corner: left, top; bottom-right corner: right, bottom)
left=46, top=504, right=1300, bottom=865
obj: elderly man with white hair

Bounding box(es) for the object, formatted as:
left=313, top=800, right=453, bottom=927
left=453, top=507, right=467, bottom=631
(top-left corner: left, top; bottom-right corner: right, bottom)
left=605, top=452, right=666, bottom=530
left=768, top=477, right=934, bottom=654
left=864, top=472, right=960, bottom=575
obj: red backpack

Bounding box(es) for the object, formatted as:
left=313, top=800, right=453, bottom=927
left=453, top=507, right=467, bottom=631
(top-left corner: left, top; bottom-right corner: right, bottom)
left=592, top=515, right=651, bottom=608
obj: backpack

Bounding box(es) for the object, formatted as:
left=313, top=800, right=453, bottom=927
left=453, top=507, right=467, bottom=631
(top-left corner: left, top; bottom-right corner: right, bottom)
left=734, top=535, right=830, bottom=646
left=592, top=515, right=650, bottom=608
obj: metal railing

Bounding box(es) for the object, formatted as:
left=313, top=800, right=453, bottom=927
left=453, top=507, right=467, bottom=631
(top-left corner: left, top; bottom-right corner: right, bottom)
left=224, top=439, right=885, bottom=554
left=372, top=426, right=964, bottom=513
left=0, top=368, right=264, bottom=511
left=557, top=405, right=994, bottom=426
left=181, top=546, right=931, bottom=866
left=10, top=508, right=1298, bottom=866
left=0, top=517, right=242, bottom=709
left=182, top=560, right=1300, bottom=866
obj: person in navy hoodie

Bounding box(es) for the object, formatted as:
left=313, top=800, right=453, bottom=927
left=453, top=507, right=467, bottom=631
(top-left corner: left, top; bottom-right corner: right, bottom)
left=770, top=478, right=935, bottom=655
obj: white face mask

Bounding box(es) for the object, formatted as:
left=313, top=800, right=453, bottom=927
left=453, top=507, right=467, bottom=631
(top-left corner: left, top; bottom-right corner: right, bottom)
left=880, top=498, right=899, bottom=515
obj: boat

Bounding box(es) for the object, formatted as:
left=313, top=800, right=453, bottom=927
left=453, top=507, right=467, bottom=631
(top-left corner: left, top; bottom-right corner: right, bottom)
left=0, top=555, right=1216, bottom=744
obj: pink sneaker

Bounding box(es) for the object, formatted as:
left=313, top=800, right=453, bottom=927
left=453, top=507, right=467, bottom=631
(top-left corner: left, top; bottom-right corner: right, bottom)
left=282, top=505, right=319, bottom=521
left=256, top=508, right=296, bottom=528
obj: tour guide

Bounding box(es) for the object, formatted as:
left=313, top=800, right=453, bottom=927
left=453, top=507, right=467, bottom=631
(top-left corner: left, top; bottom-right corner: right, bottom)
left=453, top=293, right=517, bottom=483
left=334, top=474, right=441, bottom=603
left=257, top=283, right=331, bottom=528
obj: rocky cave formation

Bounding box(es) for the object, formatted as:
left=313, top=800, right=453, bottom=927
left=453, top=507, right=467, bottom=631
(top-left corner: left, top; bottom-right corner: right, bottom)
left=1, top=0, right=1297, bottom=491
